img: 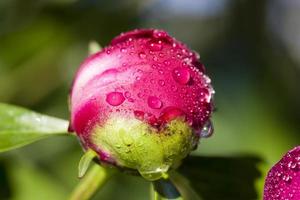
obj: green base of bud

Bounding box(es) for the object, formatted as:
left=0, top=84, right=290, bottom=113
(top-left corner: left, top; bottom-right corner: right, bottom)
left=91, top=116, right=197, bottom=181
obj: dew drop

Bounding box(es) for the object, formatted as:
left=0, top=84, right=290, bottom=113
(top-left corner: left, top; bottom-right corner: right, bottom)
left=124, top=91, right=131, bottom=98
left=139, top=52, right=146, bottom=59
left=198, top=120, right=214, bottom=138
left=138, top=165, right=169, bottom=181
left=171, top=85, right=178, bottom=92
left=134, top=110, right=145, bottom=121
left=120, top=47, right=127, bottom=53
left=106, top=92, right=125, bottom=106
left=151, top=64, right=157, bottom=69
left=148, top=96, right=163, bottom=109
left=144, top=113, right=159, bottom=126
left=128, top=98, right=135, bottom=103
left=158, top=80, right=165, bottom=86
left=282, top=175, right=292, bottom=183
left=159, top=107, right=185, bottom=122
left=137, top=92, right=144, bottom=98
left=173, top=67, right=191, bottom=85
left=164, top=60, right=170, bottom=66
left=153, top=30, right=167, bottom=39
left=149, top=41, right=162, bottom=51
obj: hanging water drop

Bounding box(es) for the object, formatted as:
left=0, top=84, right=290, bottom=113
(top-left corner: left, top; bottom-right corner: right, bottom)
left=138, top=165, right=169, bottom=181
left=199, top=120, right=213, bottom=138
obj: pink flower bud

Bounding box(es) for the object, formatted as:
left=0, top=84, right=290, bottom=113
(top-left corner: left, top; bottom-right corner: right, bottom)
left=264, top=146, right=300, bottom=200
left=69, top=29, right=214, bottom=180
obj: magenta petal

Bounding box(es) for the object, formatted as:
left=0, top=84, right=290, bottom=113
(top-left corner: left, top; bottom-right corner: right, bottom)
left=70, top=29, right=215, bottom=137
left=264, top=146, right=300, bottom=200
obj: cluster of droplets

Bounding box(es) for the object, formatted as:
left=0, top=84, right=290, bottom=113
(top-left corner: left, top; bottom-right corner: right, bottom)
left=103, top=29, right=214, bottom=137
left=264, top=147, right=300, bottom=200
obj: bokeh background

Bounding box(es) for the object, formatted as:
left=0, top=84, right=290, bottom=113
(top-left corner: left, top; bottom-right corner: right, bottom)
left=0, top=0, right=300, bottom=199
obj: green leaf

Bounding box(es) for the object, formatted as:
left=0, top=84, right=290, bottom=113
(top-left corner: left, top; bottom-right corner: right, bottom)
left=171, top=155, right=262, bottom=200
left=0, top=103, right=70, bottom=152
left=78, top=149, right=98, bottom=178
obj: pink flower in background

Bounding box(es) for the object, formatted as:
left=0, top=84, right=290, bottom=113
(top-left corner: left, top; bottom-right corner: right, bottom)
left=264, top=146, right=300, bottom=200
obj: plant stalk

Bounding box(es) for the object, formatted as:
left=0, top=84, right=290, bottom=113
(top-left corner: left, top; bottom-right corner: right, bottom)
left=69, top=164, right=115, bottom=200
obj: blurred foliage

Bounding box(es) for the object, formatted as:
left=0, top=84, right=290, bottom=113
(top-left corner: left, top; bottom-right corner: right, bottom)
left=176, top=155, right=261, bottom=200
left=1, top=0, right=300, bottom=199
left=0, top=103, right=69, bottom=152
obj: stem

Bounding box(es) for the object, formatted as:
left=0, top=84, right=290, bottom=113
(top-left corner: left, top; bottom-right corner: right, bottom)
left=169, top=171, right=203, bottom=200
left=69, top=164, right=115, bottom=200
left=151, top=184, right=162, bottom=200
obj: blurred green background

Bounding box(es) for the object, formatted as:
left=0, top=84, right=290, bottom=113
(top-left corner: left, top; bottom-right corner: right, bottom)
left=0, top=0, right=300, bottom=199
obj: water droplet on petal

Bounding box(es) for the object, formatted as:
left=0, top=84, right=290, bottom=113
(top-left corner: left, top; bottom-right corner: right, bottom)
left=159, top=107, right=185, bottom=122
left=124, top=91, right=131, bottom=98
left=134, top=110, right=145, bottom=120
left=171, top=85, right=178, bottom=92
left=153, top=30, right=167, bottom=39
left=120, top=47, right=127, bottom=53
left=173, top=67, right=191, bottom=85
left=128, top=98, right=134, bottom=102
left=158, top=80, right=165, bottom=86
left=139, top=52, right=146, bottom=59
left=144, top=113, right=159, bottom=126
left=137, top=92, right=144, bottom=98
left=149, top=42, right=162, bottom=51
left=106, top=92, right=125, bottom=106
left=148, top=96, right=163, bottom=109
left=164, top=60, right=170, bottom=66
left=159, top=52, right=164, bottom=57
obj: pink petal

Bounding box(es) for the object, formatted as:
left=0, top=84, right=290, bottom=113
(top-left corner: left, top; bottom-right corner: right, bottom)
left=264, top=146, right=300, bottom=200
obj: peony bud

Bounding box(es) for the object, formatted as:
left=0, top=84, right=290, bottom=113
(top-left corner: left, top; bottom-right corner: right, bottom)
left=264, top=146, right=300, bottom=200
left=69, top=29, right=214, bottom=180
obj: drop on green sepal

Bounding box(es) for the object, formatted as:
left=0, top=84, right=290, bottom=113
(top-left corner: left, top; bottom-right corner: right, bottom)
left=78, top=149, right=98, bottom=178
